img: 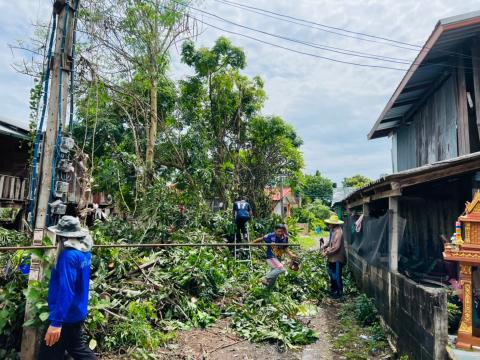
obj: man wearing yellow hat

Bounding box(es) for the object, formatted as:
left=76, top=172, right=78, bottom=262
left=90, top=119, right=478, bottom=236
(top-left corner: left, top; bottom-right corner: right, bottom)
left=323, top=214, right=346, bottom=299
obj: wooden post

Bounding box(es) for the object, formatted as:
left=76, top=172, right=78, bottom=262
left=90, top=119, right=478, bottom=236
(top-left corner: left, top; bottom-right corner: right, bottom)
left=20, top=2, right=76, bottom=358
left=389, top=197, right=399, bottom=272
left=362, top=202, right=370, bottom=216
left=471, top=39, right=480, bottom=140
left=456, top=57, right=470, bottom=155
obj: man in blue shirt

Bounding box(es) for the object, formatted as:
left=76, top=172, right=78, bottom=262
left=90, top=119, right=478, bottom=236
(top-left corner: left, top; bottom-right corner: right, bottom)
left=38, top=216, right=97, bottom=360
left=253, top=224, right=298, bottom=287
left=233, top=197, right=253, bottom=242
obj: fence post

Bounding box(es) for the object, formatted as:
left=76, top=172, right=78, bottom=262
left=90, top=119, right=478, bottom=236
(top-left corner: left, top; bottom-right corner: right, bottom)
left=388, top=196, right=399, bottom=272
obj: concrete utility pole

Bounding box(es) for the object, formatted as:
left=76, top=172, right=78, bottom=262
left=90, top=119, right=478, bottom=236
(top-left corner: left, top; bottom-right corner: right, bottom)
left=21, top=1, right=76, bottom=358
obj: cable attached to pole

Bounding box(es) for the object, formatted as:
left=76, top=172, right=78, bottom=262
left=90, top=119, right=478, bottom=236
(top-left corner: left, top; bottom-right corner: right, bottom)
left=28, top=12, right=58, bottom=227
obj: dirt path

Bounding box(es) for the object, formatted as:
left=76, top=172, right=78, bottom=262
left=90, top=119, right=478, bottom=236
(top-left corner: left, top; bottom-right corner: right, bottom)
left=301, top=307, right=335, bottom=360
left=154, top=305, right=339, bottom=360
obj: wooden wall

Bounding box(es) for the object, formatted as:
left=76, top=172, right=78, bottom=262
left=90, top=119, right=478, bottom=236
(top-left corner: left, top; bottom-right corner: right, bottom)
left=0, top=134, right=29, bottom=177
left=395, top=75, right=458, bottom=172
left=399, top=175, right=470, bottom=261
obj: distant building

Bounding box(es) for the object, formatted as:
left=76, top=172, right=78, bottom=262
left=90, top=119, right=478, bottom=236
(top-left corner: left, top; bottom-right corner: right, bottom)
left=339, top=11, right=480, bottom=359
left=268, top=187, right=300, bottom=217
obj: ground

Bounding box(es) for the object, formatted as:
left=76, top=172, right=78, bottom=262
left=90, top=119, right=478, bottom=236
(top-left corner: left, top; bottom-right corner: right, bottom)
left=100, top=233, right=393, bottom=360
left=155, top=305, right=336, bottom=360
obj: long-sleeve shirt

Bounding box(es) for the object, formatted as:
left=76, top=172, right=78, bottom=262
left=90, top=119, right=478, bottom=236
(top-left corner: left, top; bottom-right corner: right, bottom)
left=48, top=248, right=92, bottom=327
left=325, top=227, right=346, bottom=264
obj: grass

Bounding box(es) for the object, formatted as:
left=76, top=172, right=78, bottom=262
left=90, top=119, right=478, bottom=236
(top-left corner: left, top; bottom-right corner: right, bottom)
left=296, top=231, right=329, bottom=249
left=331, top=295, right=390, bottom=360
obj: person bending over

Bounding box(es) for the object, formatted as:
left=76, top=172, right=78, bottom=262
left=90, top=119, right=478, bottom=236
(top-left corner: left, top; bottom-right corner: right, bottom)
left=253, top=224, right=297, bottom=287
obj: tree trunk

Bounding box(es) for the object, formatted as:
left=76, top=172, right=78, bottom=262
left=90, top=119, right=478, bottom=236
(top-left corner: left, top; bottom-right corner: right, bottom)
left=146, top=78, right=158, bottom=177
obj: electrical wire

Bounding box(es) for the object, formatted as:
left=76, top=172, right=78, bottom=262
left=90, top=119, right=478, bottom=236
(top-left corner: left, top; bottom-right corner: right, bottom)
left=212, top=0, right=480, bottom=62
left=180, top=13, right=407, bottom=71
left=177, top=2, right=476, bottom=72
left=213, top=0, right=421, bottom=49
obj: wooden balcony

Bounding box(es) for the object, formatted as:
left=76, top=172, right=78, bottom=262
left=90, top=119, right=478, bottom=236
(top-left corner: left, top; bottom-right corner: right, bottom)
left=0, top=174, right=28, bottom=205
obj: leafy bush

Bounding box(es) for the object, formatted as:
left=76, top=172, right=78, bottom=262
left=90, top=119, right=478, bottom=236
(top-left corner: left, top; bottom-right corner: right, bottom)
left=354, top=294, right=378, bottom=326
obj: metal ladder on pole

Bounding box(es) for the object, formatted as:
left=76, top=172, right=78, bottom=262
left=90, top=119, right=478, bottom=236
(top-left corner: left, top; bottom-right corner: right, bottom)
left=234, top=227, right=252, bottom=266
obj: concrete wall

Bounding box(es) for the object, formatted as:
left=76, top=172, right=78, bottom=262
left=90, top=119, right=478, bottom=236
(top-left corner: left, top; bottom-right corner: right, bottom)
left=348, top=248, right=448, bottom=360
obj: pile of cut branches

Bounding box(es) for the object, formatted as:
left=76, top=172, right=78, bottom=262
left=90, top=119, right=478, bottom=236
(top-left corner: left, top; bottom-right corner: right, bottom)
left=0, top=197, right=355, bottom=358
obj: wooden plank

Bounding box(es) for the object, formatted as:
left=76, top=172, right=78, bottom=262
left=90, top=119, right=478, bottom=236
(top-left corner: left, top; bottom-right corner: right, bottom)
left=472, top=39, right=480, bottom=140
left=398, top=159, right=480, bottom=188
left=346, top=188, right=402, bottom=209
left=14, top=177, right=20, bottom=200
left=456, top=58, right=470, bottom=155
left=9, top=176, right=15, bottom=199
left=20, top=178, right=26, bottom=200
left=0, top=175, right=4, bottom=199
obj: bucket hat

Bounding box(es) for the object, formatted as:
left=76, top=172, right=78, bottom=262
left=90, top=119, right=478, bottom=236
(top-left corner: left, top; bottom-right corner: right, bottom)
left=324, top=214, right=344, bottom=225
left=48, top=216, right=89, bottom=238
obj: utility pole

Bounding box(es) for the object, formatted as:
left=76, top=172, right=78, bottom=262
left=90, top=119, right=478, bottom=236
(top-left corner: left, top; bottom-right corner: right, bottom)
left=21, top=1, right=76, bottom=358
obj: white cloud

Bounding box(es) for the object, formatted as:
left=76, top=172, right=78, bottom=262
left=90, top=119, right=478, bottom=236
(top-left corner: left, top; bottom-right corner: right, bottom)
left=1, top=0, right=479, bottom=183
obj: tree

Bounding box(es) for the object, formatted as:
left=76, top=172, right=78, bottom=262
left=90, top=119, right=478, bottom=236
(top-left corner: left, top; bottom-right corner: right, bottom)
left=179, top=37, right=266, bottom=202
left=242, top=116, right=304, bottom=217
left=302, top=171, right=333, bottom=204
left=342, top=174, right=372, bottom=189
left=79, top=0, right=193, bottom=180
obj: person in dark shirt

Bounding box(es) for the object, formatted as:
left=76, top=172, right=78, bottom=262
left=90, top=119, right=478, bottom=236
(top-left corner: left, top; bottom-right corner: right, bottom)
left=233, top=198, right=253, bottom=242
left=253, top=224, right=298, bottom=287
left=38, top=216, right=97, bottom=360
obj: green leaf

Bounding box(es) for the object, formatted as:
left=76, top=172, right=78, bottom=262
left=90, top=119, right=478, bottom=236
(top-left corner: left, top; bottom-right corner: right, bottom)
left=39, top=312, right=49, bottom=322
left=89, top=338, right=97, bottom=350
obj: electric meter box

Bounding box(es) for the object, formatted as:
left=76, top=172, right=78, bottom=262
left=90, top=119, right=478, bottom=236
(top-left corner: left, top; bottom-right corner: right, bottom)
left=60, top=137, right=75, bottom=153
left=51, top=203, right=67, bottom=215
left=58, top=159, right=73, bottom=172
left=55, top=181, right=69, bottom=195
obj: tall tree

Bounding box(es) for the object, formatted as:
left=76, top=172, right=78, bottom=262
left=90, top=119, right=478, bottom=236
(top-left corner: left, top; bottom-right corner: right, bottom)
left=180, top=37, right=266, bottom=202
left=342, top=174, right=372, bottom=189
left=302, top=171, right=333, bottom=204
left=243, top=116, right=304, bottom=217
left=80, top=0, right=193, bottom=179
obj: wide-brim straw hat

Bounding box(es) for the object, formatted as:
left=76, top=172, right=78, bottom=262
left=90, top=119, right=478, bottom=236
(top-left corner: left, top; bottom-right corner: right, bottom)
left=48, top=216, right=89, bottom=238
left=324, top=214, right=344, bottom=225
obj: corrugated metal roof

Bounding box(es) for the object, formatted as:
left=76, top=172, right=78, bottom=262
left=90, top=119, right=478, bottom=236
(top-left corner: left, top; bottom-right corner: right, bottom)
left=341, top=151, right=480, bottom=203
left=0, top=117, right=29, bottom=139
left=369, top=11, right=480, bottom=140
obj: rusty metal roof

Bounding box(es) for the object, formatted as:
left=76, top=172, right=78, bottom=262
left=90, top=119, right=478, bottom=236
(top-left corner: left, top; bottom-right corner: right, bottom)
left=368, top=10, right=480, bottom=140
left=340, top=151, right=480, bottom=205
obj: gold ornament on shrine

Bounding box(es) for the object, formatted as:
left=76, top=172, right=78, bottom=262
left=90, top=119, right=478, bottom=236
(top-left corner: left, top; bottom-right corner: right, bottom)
left=443, top=191, right=480, bottom=350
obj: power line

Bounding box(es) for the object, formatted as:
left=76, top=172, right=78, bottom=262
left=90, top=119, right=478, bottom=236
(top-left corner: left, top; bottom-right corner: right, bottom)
left=213, top=0, right=421, bottom=50
left=190, top=8, right=412, bottom=65
left=212, top=0, right=480, bottom=63
left=190, top=15, right=408, bottom=71
left=187, top=7, right=475, bottom=72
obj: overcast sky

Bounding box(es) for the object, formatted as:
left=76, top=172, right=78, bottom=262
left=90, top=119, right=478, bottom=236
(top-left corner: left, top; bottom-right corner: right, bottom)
left=1, top=1, right=480, bottom=183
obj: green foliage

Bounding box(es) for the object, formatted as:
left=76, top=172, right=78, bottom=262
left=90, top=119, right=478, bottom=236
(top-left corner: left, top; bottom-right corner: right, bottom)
left=353, top=294, right=378, bottom=327
left=335, top=294, right=389, bottom=359
left=448, top=294, right=462, bottom=334
left=342, top=175, right=372, bottom=189
left=302, top=171, right=334, bottom=205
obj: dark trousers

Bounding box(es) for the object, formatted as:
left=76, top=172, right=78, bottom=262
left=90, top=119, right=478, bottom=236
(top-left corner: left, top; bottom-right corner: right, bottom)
left=235, top=217, right=249, bottom=242
left=38, top=322, right=97, bottom=360
left=327, top=262, right=343, bottom=296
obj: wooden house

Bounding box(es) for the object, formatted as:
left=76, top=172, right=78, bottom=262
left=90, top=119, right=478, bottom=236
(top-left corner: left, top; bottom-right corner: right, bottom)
left=340, top=11, right=480, bottom=359
left=0, top=117, right=29, bottom=216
